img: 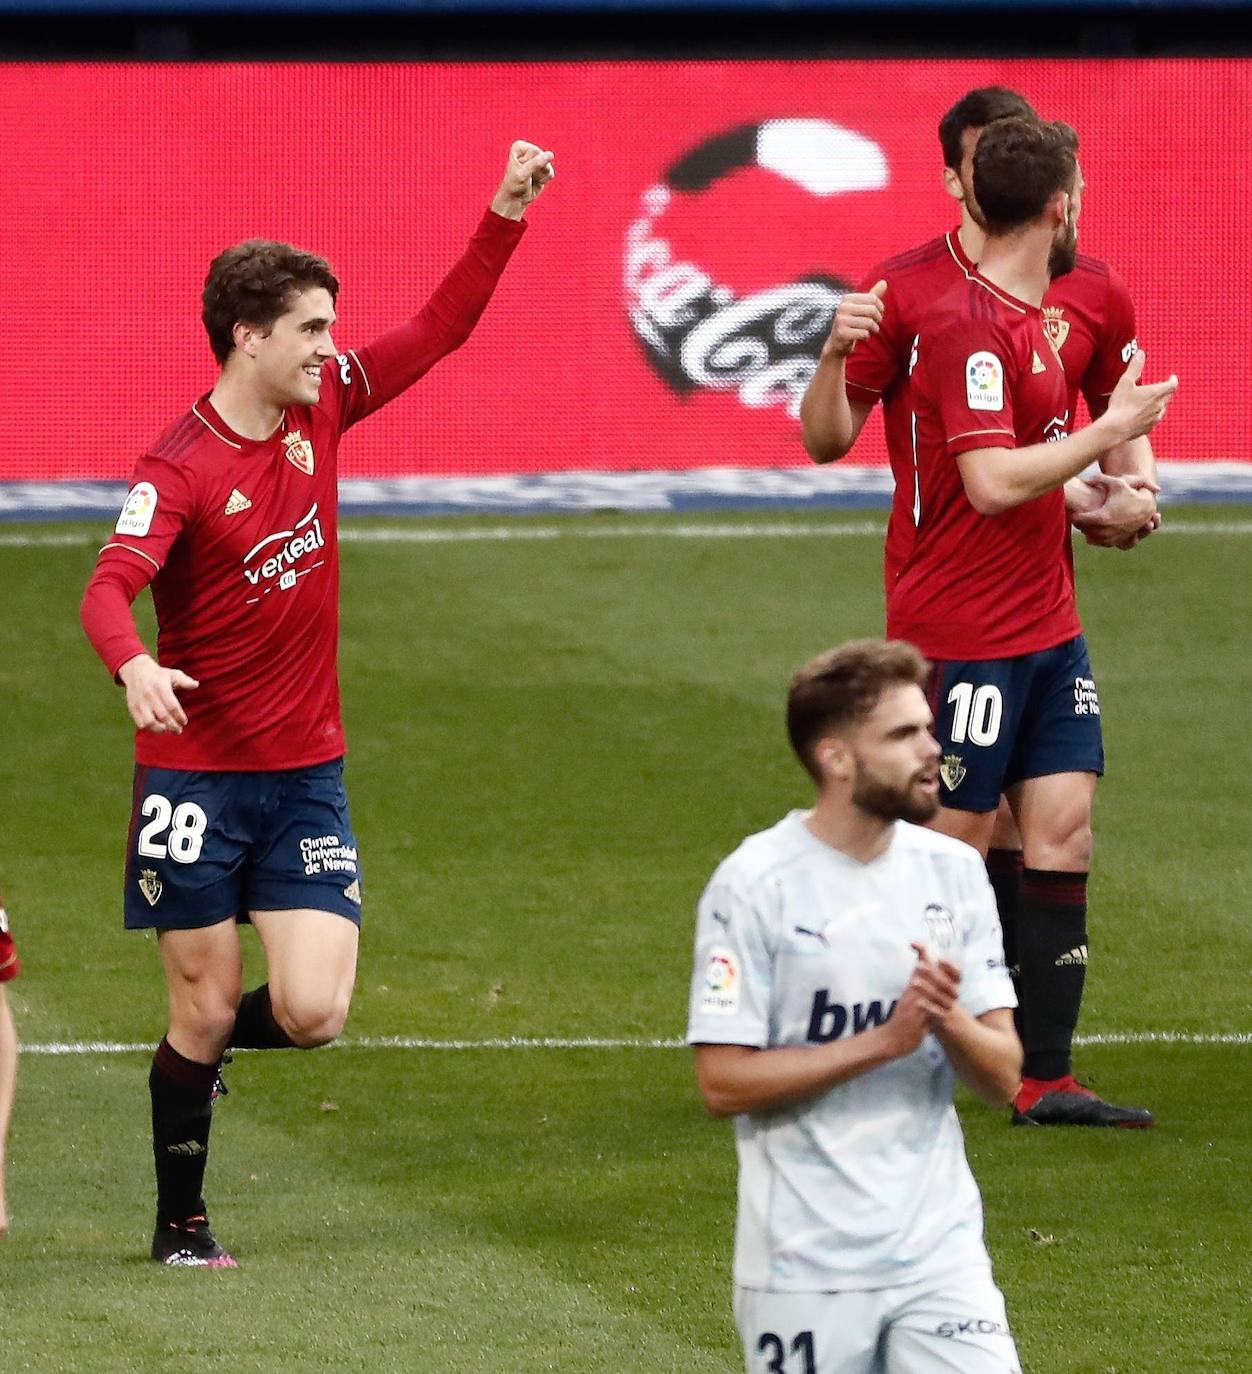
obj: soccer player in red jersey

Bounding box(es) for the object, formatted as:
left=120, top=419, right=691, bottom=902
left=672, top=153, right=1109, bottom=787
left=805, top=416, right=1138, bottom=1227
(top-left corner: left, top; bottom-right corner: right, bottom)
left=80, top=141, right=555, bottom=1265
left=800, top=91, right=1163, bottom=1126
left=899, top=117, right=1175, bottom=1126
left=802, top=87, right=1160, bottom=582
left=0, top=894, right=18, bottom=1236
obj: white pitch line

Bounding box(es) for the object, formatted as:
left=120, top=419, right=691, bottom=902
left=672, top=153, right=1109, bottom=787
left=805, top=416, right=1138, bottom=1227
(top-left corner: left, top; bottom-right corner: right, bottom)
left=17, top=1031, right=1252, bottom=1056
left=0, top=522, right=887, bottom=550
left=339, top=521, right=889, bottom=543
left=3, top=520, right=1252, bottom=551
left=0, top=531, right=95, bottom=547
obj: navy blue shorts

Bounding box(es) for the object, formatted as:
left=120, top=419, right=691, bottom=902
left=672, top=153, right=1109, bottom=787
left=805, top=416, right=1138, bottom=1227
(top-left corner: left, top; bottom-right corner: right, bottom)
left=926, top=634, right=1104, bottom=814
left=124, top=758, right=363, bottom=931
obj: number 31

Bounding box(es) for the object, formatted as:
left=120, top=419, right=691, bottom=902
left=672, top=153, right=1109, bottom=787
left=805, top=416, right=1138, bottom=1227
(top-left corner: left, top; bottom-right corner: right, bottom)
left=758, top=1331, right=816, bottom=1374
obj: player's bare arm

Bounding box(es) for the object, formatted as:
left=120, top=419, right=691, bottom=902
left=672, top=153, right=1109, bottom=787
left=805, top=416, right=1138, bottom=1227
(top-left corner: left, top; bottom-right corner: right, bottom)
left=1099, top=434, right=1158, bottom=485
left=489, top=141, right=555, bottom=221
left=693, top=942, right=954, bottom=1118
left=117, top=653, right=200, bottom=735
left=908, top=944, right=1020, bottom=1104
left=932, top=1006, right=1023, bottom=1106
left=957, top=351, right=1177, bottom=515
left=1083, top=372, right=1160, bottom=487
left=799, top=281, right=885, bottom=462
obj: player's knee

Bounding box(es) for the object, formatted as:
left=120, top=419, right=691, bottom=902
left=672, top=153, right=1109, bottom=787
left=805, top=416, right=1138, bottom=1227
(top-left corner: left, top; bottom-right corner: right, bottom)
left=171, top=995, right=237, bottom=1054
left=1033, top=818, right=1093, bottom=871
left=272, top=989, right=351, bottom=1048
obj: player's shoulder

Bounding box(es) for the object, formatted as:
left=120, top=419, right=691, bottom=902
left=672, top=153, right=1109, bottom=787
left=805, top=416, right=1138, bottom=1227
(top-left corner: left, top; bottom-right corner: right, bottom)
left=876, top=233, right=956, bottom=282
left=872, top=234, right=965, bottom=310
left=1071, top=251, right=1111, bottom=281
left=142, top=402, right=223, bottom=471
left=1049, top=253, right=1134, bottom=310
left=712, top=811, right=813, bottom=893
left=917, top=275, right=1008, bottom=355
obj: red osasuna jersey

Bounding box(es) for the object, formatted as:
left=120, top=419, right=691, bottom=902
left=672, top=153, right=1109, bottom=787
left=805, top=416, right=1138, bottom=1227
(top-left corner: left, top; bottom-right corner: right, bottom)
left=844, top=231, right=1138, bottom=590
left=0, top=901, right=18, bottom=983
left=83, top=210, right=526, bottom=771
left=887, top=269, right=1082, bottom=661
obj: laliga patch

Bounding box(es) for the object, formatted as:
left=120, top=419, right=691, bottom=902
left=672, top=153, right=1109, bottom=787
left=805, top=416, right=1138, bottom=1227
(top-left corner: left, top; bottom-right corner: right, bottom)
left=115, top=482, right=158, bottom=536
left=965, top=352, right=1004, bottom=411
left=700, top=944, right=741, bottom=1016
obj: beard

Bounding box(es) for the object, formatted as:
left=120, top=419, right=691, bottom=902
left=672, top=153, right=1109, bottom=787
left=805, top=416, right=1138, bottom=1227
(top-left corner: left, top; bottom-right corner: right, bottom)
left=850, top=758, right=940, bottom=825
left=1048, top=218, right=1078, bottom=279
left=961, top=172, right=988, bottom=231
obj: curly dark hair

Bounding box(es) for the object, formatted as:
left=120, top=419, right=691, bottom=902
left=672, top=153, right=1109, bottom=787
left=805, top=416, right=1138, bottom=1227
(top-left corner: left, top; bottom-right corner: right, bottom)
left=938, top=87, right=1036, bottom=171
left=973, top=117, right=1079, bottom=236
left=202, top=240, right=340, bottom=365
left=787, top=640, right=929, bottom=783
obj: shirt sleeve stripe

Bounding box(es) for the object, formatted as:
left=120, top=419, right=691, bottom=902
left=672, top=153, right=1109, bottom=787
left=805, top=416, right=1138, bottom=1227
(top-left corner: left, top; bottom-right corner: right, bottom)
left=946, top=427, right=1015, bottom=442
left=99, top=542, right=162, bottom=572
left=348, top=349, right=372, bottom=397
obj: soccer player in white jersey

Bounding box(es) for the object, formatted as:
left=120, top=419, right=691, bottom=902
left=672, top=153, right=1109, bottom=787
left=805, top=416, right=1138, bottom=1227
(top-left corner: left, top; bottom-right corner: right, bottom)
left=688, top=639, right=1024, bottom=1374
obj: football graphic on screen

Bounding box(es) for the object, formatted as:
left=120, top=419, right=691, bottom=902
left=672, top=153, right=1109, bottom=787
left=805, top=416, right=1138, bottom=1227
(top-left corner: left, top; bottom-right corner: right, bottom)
left=624, top=119, right=890, bottom=419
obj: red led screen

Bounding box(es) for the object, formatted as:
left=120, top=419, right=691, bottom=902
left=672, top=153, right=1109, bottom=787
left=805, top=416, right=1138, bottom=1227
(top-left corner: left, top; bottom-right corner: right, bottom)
left=0, top=60, right=1245, bottom=479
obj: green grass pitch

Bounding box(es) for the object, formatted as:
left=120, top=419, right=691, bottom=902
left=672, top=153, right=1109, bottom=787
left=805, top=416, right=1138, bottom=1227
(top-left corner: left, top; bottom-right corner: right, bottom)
left=0, top=506, right=1249, bottom=1372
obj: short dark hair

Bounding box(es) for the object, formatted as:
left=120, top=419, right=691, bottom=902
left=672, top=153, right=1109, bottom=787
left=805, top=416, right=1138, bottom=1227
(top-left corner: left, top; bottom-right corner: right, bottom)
left=787, top=640, right=929, bottom=783
left=972, top=117, right=1079, bottom=236
left=202, top=240, right=340, bottom=365
left=938, top=86, right=1036, bottom=171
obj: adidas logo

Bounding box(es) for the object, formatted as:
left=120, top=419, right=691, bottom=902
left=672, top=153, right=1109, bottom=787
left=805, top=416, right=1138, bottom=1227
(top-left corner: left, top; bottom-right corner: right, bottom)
left=224, top=488, right=252, bottom=516
left=1055, top=944, right=1088, bottom=967
left=1031, top=350, right=1047, bottom=374
left=344, top=879, right=361, bottom=905
left=165, top=1140, right=206, bottom=1157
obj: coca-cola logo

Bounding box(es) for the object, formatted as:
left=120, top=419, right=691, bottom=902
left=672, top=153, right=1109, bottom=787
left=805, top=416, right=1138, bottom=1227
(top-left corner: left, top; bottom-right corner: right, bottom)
left=624, top=119, right=889, bottom=420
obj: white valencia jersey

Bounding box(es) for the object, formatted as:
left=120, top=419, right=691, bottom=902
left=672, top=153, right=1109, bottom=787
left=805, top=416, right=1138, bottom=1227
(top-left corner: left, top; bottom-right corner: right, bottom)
left=686, top=811, right=1015, bottom=1292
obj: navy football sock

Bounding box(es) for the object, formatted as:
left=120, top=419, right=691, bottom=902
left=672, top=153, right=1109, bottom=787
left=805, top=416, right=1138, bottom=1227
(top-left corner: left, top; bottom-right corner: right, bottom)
left=1017, top=869, right=1089, bottom=1081
left=150, top=1037, right=218, bottom=1226
left=229, top=984, right=297, bottom=1050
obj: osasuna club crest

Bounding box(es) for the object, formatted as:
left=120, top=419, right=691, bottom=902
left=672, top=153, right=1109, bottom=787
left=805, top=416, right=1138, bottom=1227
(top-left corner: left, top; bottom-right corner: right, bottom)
left=282, top=430, right=315, bottom=475
left=1042, top=306, right=1070, bottom=352
left=138, top=869, right=163, bottom=906
left=939, top=753, right=966, bottom=791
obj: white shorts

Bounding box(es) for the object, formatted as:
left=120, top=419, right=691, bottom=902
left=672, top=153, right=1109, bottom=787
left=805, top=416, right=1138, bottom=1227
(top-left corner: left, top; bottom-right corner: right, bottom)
left=734, top=1266, right=1022, bottom=1374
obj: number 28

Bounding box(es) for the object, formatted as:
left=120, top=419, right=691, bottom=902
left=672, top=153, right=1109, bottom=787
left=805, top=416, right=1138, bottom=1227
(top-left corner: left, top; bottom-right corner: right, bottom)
left=137, top=795, right=208, bottom=864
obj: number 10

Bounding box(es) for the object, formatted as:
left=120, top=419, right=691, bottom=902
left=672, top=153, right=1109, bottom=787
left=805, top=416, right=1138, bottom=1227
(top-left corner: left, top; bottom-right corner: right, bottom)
left=947, top=682, right=1003, bottom=746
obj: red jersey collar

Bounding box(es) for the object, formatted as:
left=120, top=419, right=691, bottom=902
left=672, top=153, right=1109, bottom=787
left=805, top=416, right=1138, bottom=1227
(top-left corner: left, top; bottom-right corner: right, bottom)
left=967, top=267, right=1038, bottom=317
left=192, top=395, right=287, bottom=451
left=945, top=228, right=977, bottom=277
left=946, top=229, right=1044, bottom=316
